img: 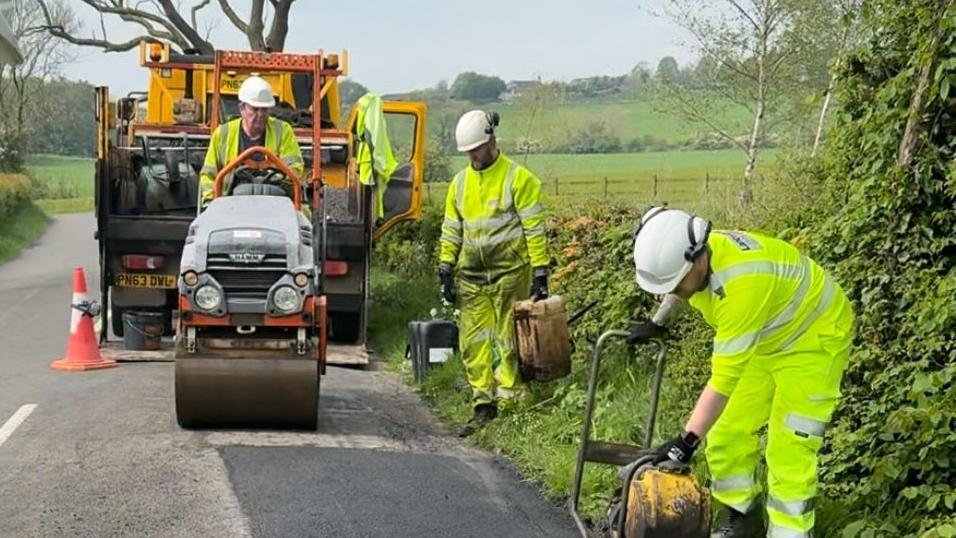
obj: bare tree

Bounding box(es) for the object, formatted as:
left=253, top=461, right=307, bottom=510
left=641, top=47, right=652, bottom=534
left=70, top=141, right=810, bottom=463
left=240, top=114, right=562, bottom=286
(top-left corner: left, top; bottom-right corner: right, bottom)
left=811, top=0, right=862, bottom=156
left=0, top=0, right=75, bottom=167
left=36, top=0, right=297, bottom=54
left=656, top=0, right=840, bottom=204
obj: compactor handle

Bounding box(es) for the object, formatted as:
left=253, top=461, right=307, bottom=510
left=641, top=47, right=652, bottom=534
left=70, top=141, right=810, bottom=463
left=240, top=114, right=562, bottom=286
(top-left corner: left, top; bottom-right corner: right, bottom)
left=569, top=330, right=667, bottom=537
left=213, top=146, right=302, bottom=210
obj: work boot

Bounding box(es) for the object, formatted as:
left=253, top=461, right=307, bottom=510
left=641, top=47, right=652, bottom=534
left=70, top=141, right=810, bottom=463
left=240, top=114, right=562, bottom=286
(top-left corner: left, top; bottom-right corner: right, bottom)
left=711, top=504, right=766, bottom=538
left=457, top=403, right=498, bottom=438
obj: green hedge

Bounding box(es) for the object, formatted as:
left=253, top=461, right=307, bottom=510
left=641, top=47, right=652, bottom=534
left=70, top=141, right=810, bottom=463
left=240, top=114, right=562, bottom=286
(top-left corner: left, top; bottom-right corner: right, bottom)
left=0, top=174, right=31, bottom=222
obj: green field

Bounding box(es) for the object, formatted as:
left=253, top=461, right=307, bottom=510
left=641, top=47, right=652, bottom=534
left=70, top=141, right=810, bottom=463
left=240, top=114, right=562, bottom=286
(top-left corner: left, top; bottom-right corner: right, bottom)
left=26, top=154, right=95, bottom=213
left=493, top=98, right=751, bottom=143
left=427, top=148, right=775, bottom=206
left=425, top=96, right=753, bottom=146
left=24, top=147, right=771, bottom=211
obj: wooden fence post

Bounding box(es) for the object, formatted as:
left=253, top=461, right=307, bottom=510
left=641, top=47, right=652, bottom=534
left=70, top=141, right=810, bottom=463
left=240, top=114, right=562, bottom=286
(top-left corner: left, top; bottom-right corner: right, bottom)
left=705, top=172, right=710, bottom=194
left=603, top=176, right=608, bottom=198
left=653, top=174, right=658, bottom=198
left=554, top=177, right=559, bottom=196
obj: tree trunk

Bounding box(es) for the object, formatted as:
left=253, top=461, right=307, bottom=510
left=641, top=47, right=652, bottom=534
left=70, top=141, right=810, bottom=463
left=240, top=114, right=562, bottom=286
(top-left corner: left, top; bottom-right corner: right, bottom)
left=742, top=11, right=769, bottom=208
left=246, top=0, right=267, bottom=51
left=897, top=0, right=952, bottom=169
left=812, top=69, right=837, bottom=157
left=265, top=0, right=294, bottom=52
left=813, top=10, right=853, bottom=158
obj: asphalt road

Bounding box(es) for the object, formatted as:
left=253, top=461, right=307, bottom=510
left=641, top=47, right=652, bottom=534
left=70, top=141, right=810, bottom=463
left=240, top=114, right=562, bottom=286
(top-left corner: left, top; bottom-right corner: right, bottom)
left=0, top=214, right=577, bottom=537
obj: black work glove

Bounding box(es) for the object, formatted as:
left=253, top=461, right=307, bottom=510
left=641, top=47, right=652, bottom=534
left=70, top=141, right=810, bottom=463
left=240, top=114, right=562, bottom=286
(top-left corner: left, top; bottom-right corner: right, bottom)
left=626, top=321, right=667, bottom=344
left=530, top=267, right=549, bottom=301
left=438, top=263, right=456, bottom=304
left=652, top=431, right=700, bottom=465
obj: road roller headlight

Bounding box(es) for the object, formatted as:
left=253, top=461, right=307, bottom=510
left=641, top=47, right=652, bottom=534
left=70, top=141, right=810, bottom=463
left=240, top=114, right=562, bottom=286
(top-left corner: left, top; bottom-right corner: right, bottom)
left=194, top=285, right=222, bottom=311
left=182, top=270, right=199, bottom=287
left=293, top=272, right=309, bottom=287
left=273, top=285, right=299, bottom=313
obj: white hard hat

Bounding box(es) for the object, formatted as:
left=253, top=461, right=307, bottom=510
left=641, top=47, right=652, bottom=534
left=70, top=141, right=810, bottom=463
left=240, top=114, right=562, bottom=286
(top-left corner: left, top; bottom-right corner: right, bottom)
left=633, top=207, right=711, bottom=294
left=455, top=110, right=498, bottom=152
left=238, top=76, right=275, bottom=108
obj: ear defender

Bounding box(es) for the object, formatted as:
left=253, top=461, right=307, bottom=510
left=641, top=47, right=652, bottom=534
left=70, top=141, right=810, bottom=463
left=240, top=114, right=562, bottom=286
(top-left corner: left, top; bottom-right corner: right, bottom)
left=683, top=215, right=711, bottom=262
left=484, top=111, right=500, bottom=135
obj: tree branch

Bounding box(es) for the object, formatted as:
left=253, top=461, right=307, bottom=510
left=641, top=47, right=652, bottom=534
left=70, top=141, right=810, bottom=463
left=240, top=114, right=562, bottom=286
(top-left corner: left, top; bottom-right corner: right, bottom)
left=726, top=0, right=760, bottom=31
left=37, top=0, right=156, bottom=52
left=191, top=0, right=211, bottom=31
left=216, top=0, right=248, bottom=32
left=156, top=0, right=213, bottom=52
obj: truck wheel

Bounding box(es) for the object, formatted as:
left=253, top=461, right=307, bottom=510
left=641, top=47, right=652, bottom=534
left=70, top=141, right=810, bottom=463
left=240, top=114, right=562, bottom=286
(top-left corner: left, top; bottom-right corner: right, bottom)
left=111, top=304, right=125, bottom=338
left=331, top=312, right=361, bottom=343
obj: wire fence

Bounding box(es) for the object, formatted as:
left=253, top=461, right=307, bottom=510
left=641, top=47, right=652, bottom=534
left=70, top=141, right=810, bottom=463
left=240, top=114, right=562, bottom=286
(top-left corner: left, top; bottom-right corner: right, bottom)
left=423, top=172, right=742, bottom=206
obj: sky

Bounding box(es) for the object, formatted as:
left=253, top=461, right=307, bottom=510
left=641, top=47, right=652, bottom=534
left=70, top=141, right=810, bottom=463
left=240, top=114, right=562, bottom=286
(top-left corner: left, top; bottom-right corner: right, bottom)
left=60, top=0, right=696, bottom=96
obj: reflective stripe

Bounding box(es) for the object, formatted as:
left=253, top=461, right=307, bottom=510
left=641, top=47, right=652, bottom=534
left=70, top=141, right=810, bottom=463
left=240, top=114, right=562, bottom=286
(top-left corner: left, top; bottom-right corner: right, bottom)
left=442, top=217, right=462, bottom=231
left=713, top=331, right=760, bottom=355
left=463, top=226, right=525, bottom=249
left=440, top=233, right=462, bottom=245
left=283, top=155, right=304, bottom=166
left=496, top=386, right=522, bottom=399
left=462, top=214, right=520, bottom=231
left=216, top=123, right=229, bottom=166
left=711, top=474, right=753, bottom=492
left=726, top=500, right=755, bottom=514
left=710, top=257, right=812, bottom=357
left=524, top=223, right=546, bottom=237
left=200, top=165, right=218, bottom=176
left=711, top=260, right=789, bottom=284
left=768, top=522, right=812, bottom=538
left=763, top=258, right=811, bottom=336
left=768, top=496, right=811, bottom=516
left=501, top=162, right=519, bottom=211
left=517, top=202, right=543, bottom=220
left=778, top=276, right=837, bottom=351
left=785, top=413, right=826, bottom=437
left=454, top=171, right=466, bottom=214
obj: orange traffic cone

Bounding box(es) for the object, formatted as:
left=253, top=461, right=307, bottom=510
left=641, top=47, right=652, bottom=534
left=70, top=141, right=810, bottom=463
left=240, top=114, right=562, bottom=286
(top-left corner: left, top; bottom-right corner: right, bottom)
left=51, top=266, right=116, bottom=372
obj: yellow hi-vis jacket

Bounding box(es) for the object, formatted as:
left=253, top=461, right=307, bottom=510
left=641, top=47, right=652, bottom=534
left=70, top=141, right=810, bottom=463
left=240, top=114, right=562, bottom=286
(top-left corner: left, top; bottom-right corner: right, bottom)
left=439, top=152, right=549, bottom=282
left=689, top=230, right=853, bottom=396
left=199, top=117, right=304, bottom=204
left=353, top=93, right=398, bottom=218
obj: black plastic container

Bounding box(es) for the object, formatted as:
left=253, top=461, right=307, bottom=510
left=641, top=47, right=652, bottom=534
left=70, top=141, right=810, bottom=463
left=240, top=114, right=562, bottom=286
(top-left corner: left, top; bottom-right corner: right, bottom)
left=407, top=320, right=459, bottom=382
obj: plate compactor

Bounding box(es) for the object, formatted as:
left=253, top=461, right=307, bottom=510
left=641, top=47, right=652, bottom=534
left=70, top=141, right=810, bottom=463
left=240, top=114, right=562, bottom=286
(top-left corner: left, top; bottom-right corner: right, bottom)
left=570, top=330, right=710, bottom=538
left=174, top=147, right=326, bottom=429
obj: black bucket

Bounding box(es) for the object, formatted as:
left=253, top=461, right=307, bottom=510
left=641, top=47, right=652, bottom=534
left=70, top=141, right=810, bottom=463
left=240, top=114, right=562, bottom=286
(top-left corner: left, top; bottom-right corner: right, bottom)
left=122, top=311, right=164, bottom=351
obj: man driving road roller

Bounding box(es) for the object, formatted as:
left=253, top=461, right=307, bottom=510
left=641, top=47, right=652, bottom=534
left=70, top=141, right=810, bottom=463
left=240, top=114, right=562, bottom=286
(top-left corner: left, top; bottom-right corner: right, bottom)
left=199, top=76, right=305, bottom=206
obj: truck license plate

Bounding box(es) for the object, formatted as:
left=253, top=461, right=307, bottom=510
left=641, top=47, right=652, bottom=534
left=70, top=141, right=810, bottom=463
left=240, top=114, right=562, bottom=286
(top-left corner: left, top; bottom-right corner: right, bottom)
left=116, top=273, right=177, bottom=289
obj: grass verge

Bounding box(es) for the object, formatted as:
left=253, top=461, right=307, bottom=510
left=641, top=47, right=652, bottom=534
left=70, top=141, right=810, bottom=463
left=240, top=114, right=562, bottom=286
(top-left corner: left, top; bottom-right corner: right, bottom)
left=0, top=202, right=50, bottom=264
left=35, top=197, right=94, bottom=214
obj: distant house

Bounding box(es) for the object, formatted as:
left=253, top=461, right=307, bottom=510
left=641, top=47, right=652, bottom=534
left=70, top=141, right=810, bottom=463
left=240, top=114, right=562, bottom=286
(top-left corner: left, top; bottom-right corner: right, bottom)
left=0, top=1, right=20, bottom=65
left=502, top=80, right=539, bottom=101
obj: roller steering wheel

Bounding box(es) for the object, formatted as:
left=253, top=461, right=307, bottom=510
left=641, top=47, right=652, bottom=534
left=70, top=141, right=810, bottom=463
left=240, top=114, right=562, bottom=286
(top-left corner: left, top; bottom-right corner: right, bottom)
left=212, top=146, right=302, bottom=210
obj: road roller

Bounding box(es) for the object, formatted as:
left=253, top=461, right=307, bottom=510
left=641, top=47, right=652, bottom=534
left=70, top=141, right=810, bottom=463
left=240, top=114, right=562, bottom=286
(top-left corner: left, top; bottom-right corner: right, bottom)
left=570, top=330, right=709, bottom=538
left=174, top=146, right=326, bottom=429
